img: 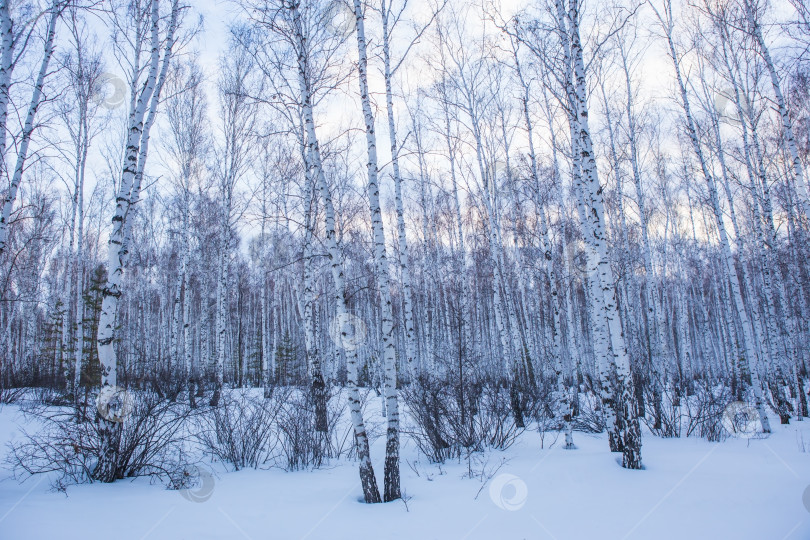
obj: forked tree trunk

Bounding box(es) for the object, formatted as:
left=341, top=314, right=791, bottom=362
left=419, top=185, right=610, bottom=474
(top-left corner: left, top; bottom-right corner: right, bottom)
left=289, top=0, right=381, bottom=504
left=95, top=0, right=179, bottom=482
left=353, top=0, right=400, bottom=501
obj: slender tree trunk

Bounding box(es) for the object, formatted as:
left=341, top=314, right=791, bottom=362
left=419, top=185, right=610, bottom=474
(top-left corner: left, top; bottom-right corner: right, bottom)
left=380, top=0, right=417, bottom=381
left=655, top=0, right=770, bottom=433
left=95, top=0, right=179, bottom=482
left=567, top=0, right=642, bottom=467
left=0, top=3, right=60, bottom=256
left=289, top=0, right=381, bottom=504
left=744, top=0, right=810, bottom=222
left=353, top=0, right=400, bottom=500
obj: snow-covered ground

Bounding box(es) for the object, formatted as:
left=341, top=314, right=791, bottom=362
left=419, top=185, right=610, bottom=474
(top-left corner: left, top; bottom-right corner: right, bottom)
left=1, top=401, right=808, bottom=540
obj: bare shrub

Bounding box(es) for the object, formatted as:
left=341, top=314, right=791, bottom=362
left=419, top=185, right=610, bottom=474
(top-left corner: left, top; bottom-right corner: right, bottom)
left=276, top=386, right=348, bottom=471
left=532, top=381, right=563, bottom=449
left=570, top=391, right=605, bottom=434
left=32, top=386, right=71, bottom=406
left=479, top=380, right=525, bottom=450
left=0, top=386, right=26, bottom=404
left=402, top=375, right=462, bottom=462
left=683, top=379, right=730, bottom=442
left=143, top=366, right=186, bottom=403
left=7, top=391, right=194, bottom=491
left=194, top=389, right=287, bottom=471
left=402, top=374, right=525, bottom=463
left=642, top=380, right=682, bottom=438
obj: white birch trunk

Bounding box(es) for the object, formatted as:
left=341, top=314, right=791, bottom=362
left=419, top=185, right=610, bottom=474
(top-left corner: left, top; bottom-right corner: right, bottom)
left=353, top=0, right=400, bottom=500
left=0, top=1, right=13, bottom=179
left=654, top=0, right=770, bottom=433
left=380, top=0, right=416, bottom=380
left=619, top=46, right=668, bottom=416
left=567, top=0, right=642, bottom=467
left=289, top=0, right=381, bottom=503
left=95, top=0, right=179, bottom=482
left=182, top=204, right=194, bottom=408
left=0, top=3, right=60, bottom=256
left=73, top=157, right=85, bottom=400
left=744, top=0, right=810, bottom=222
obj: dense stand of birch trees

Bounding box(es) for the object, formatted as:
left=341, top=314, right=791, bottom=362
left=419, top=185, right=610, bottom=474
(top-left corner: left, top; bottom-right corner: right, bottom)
left=2, top=0, right=810, bottom=496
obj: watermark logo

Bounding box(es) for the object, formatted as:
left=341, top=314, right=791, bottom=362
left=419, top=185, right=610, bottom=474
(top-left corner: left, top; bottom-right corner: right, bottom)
left=328, top=312, right=367, bottom=352
left=324, top=0, right=354, bottom=39
left=565, top=240, right=590, bottom=278
left=489, top=473, right=528, bottom=511
left=96, top=385, right=133, bottom=423
left=713, top=88, right=748, bottom=128
left=94, top=73, right=127, bottom=110
left=803, top=485, right=810, bottom=513
left=488, top=159, right=508, bottom=182
left=721, top=401, right=761, bottom=439
left=180, top=465, right=215, bottom=503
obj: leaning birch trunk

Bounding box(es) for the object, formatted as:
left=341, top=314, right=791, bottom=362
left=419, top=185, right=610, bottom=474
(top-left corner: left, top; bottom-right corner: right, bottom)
left=289, top=0, right=381, bottom=504
left=654, top=0, right=770, bottom=433
left=95, top=0, right=179, bottom=482
left=513, top=41, right=574, bottom=447
left=380, top=0, right=416, bottom=380
left=744, top=0, right=810, bottom=223
left=567, top=0, right=642, bottom=468
left=95, top=0, right=161, bottom=483
left=353, top=0, right=400, bottom=501
left=0, top=3, right=60, bottom=256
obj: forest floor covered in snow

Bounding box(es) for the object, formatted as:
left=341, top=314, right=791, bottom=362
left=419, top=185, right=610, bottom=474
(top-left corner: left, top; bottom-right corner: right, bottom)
left=0, top=397, right=808, bottom=540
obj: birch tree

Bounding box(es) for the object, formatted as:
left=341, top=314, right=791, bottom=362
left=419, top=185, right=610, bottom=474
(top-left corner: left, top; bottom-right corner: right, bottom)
left=165, top=59, right=207, bottom=408
left=240, top=0, right=383, bottom=503
left=57, top=6, right=105, bottom=402
left=651, top=0, right=771, bottom=434
left=352, top=0, right=401, bottom=502
left=210, top=44, right=258, bottom=407
left=95, top=0, right=182, bottom=482
left=0, top=1, right=64, bottom=257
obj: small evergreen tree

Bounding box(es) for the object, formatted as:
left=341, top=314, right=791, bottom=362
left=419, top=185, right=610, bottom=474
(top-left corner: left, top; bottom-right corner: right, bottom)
left=274, top=330, right=296, bottom=386
left=79, top=264, right=106, bottom=391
